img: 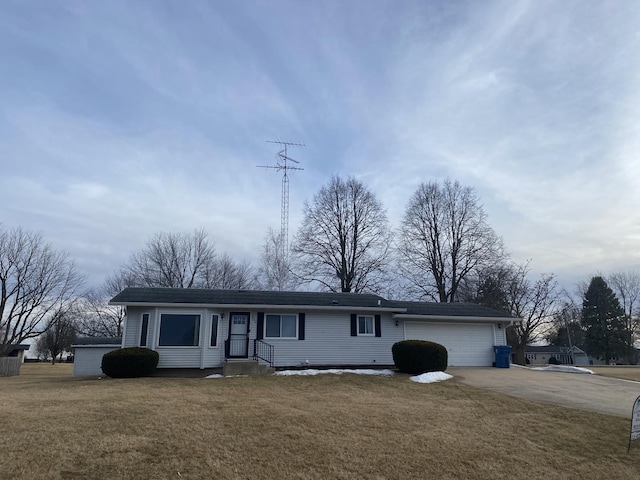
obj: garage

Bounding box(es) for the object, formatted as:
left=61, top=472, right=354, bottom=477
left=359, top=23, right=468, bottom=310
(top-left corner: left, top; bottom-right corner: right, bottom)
left=404, top=322, right=497, bottom=366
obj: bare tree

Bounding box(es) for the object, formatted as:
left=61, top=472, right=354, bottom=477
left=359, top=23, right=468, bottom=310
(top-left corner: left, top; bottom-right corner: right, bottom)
left=126, top=229, right=216, bottom=288
left=545, top=300, right=584, bottom=349
left=457, top=264, right=513, bottom=313
left=0, top=226, right=82, bottom=356
left=35, top=308, right=78, bottom=364
left=398, top=179, right=504, bottom=302
left=204, top=253, right=258, bottom=290
left=505, top=263, right=561, bottom=364
left=459, top=261, right=561, bottom=364
left=76, top=271, right=132, bottom=337
left=607, top=271, right=640, bottom=320
left=607, top=270, right=640, bottom=363
left=258, top=228, right=299, bottom=291
left=292, top=175, right=392, bottom=293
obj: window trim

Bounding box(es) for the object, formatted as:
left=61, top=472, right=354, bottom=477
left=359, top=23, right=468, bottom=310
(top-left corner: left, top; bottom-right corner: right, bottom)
left=157, top=312, right=201, bottom=348
left=357, top=315, right=375, bottom=336
left=264, top=313, right=299, bottom=339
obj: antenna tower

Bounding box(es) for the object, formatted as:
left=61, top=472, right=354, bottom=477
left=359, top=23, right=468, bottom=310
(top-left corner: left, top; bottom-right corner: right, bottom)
left=257, top=140, right=304, bottom=255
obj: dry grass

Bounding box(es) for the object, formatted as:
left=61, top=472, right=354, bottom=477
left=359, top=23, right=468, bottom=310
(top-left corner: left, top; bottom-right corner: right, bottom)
left=591, top=366, right=640, bottom=382
left=2, top=364, right=640, bottom=480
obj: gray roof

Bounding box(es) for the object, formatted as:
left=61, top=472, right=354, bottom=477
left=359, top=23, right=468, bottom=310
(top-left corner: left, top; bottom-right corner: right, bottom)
left=111, top=288, right=394, bottom=309
left=110, top=287, right=517, bottom=320
left=390, top=300, right=513, bottom=318
left=73, top=337, right=122, bottom=346
left=526, top=345, right=587, bottom=354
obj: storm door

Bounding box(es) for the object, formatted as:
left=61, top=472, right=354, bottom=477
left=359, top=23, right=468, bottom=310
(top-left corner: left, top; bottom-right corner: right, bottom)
left=228, top=312, right=250, bottom=358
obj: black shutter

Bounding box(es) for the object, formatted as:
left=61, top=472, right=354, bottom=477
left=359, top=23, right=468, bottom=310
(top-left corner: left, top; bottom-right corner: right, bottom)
left=375, top=315, right=381, bottom=337
left=351, top=314, right=357, bottom=336
left=257, top=312, right=264, bottom=340
left=298, top=313, right=305, bottom=340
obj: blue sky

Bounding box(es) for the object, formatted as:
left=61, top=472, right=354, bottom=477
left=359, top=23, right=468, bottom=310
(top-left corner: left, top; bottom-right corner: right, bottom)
left=2, top=0, right=639, bottom=292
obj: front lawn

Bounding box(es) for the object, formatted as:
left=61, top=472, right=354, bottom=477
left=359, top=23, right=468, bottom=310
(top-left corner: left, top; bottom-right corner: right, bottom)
left=1, top=364, right=639, bottom=479
left=590, top=366, right=640, bottom=382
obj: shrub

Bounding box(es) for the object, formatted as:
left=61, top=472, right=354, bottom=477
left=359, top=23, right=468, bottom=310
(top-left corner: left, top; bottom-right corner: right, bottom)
left=392, top=340, right=448, bottom=374
left=548, top=356, right=560, bottom=365
left=101, top=347, right=159, bottom=378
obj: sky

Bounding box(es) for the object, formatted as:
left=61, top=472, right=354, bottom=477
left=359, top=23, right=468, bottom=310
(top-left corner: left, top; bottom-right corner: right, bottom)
left=1, top=0, right=640, bottom=294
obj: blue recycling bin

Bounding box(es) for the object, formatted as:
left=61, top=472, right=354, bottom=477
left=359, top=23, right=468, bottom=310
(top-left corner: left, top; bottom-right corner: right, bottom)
left=493, top=345, right=512, bottom=368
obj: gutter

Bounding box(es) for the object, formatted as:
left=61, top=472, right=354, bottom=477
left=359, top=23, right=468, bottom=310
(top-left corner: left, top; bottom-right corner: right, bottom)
left=108, top=301, right=406, bottom=313
left=393, top=314, right=522, bottom=323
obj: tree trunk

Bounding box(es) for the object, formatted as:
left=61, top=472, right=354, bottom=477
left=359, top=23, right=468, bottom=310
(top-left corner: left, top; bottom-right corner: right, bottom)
left=514, top=345, right=526, bottom=366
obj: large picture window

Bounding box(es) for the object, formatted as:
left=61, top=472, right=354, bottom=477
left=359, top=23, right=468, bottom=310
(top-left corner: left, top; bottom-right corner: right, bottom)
left=158, top=314, right=200, bottom=346
left=265, top=314, right=297, bottom=339
left=358, top=315, right=374, bottom=335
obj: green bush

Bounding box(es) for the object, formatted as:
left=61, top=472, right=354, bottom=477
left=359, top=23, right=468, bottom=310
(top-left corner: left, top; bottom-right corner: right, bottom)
left=548, top=356, right=560, bottom=365
left=392, top=340, right=448, bottom=374
left=101, top=347, right=159, bottom=378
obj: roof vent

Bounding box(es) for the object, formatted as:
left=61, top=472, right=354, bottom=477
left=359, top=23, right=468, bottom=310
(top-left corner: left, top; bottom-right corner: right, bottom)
left=377, top=299, right=381, bottom=306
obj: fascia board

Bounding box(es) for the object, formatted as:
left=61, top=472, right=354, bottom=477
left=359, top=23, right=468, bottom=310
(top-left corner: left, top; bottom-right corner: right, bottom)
left=393, top=314, right=522, bottom=323
left=109, top=301, right=406, bottom=313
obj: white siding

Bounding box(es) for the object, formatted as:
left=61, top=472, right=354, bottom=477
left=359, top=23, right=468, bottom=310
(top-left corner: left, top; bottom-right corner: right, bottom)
left=494, top=323, right=507, bottom=345
left=154, top=308, right=205, bottom=368
left=265, top=311, right=403, bottom=367
left=404, top=322, right=496, bottom=367
left=121, top=307, right=404, bottom=368
left=124, top=308, right=156, bottom=348
left=124, top=307, right=227, bottom=369
left=73, top=346, right=120, bottom=376
left=202, top=312, right=226, bottom=368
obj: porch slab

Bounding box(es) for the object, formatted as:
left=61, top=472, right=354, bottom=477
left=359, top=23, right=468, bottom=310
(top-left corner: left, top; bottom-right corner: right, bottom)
left=223, top=360, right=274, bottom=376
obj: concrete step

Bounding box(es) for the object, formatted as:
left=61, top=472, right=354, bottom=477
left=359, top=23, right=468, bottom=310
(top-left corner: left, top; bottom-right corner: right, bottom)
left=223, top=360, right=274, bottom=376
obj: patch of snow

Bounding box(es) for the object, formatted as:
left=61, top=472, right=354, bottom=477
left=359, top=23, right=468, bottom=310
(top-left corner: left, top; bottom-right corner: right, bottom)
left=410, top=372, right=453, bottom=383
left=275, top=368, right=395, bottom=376
left=205, top=374, right=224, bottom=378
left=531, top=365, right=594, bottom=374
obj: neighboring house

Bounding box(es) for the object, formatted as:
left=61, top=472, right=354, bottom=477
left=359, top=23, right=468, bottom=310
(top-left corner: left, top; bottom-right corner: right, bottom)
left=72, top=337, right=122, bottom=376
left=72, top=288, right=519, bottom=376
left=6, top=344, right=30, bottom=363
left=523, top=345, right=590, bottom=366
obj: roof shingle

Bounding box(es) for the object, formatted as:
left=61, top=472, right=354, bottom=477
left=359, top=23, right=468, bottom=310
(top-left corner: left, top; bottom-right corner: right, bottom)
left=110, top=287, right=517, bottom=319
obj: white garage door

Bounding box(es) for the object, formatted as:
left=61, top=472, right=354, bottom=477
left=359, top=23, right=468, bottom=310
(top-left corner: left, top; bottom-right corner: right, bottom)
left=404, top=323, right=495, bottom=366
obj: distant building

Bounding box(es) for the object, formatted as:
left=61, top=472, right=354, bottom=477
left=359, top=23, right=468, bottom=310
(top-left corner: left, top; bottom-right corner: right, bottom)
left=521, top=345, right=590, bottom=366
left=7, top=344, right=30, bottom=363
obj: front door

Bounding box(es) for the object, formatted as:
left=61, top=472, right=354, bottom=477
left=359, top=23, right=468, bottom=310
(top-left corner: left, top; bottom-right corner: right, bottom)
left=228, top=312, right=250, bottom=358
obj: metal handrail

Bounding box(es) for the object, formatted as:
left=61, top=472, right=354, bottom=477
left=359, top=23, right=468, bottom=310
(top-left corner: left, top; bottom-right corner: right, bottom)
left=253, top=339, right=274, bottom=367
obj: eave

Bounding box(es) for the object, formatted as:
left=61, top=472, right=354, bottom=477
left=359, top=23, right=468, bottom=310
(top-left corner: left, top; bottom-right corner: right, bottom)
left=393, top=313, right=522, bottom=323
left=109, top=301, right=406, bottom=313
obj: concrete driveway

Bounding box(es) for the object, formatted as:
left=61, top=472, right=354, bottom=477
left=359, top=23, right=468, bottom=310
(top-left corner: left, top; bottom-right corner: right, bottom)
left=449, top=366, right=640, bottom=418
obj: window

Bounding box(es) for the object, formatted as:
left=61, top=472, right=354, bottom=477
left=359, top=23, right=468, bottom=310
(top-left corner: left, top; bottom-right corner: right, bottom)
left=358, top=315, right=374, bottom=335
left=158, top=314, right=200, bottom=346
left=210, top=314, right=219, bottom=347
left=139, top=313, right=149, bottom=347
left=265, top=314, right=297, bottom=338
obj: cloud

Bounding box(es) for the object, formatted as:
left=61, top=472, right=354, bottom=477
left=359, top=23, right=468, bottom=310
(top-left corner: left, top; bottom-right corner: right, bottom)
left=1, top=0, right=640, bottom=291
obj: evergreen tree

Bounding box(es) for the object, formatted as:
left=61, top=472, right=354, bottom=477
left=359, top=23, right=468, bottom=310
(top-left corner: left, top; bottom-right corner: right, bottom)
left=582, top=276, right=631, bottom=364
